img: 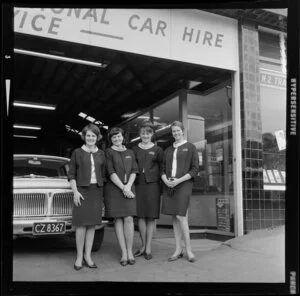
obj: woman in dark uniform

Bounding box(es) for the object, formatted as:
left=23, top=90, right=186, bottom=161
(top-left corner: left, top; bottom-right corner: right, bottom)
left=132, top=121, right=164, bottom=260
left=104, top=127, right=139, bottom=266
left=161, top=121, right=199, bottom=263
left=68, top=124, right=106, bottom=270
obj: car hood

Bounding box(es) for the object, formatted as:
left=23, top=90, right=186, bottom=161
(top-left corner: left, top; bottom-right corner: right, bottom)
left=13, top=178, right=71, bottom=189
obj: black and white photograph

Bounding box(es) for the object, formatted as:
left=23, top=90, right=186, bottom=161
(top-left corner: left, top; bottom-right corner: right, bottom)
left=1, top=1, right=299, bottom=295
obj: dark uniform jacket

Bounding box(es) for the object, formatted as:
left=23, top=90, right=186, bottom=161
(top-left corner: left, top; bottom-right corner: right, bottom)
left=68, top=148, right=106, bottom=187
left=162, top=142, right=199, bottom=180
left=132, top=145, right=164, bottom=183
left=105, top=148, right=139, bottom=184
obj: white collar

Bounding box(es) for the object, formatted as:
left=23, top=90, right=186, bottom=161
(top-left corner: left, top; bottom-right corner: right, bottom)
left=138, top=142, right=154, bottom=150
left=173, top=140, right=187, bottom=149
left=81, top=144, right=98, bottom=153
left=111, top=145, right=127, bottom=152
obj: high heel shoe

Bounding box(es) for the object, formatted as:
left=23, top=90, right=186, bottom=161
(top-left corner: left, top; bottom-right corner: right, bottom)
left=74, top=263, right=83, bottom=271
left=134, top=249, right=145, bottom=257
left=168, top=250, right=184, bottom=262
left=144, top=253, right=152, bottom=260
left=83, top=258, right=97, bottom=269
left=120, top=259, right=128, bottom=266
left=187, top=253, right=196, bottom=263
left=188, top=256, right=196, bottom=263
left=127, top=258, right=136, bottom=265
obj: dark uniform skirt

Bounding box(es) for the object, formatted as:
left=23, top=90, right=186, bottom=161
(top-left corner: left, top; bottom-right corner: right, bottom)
left=72, top=184, right=103, bottom=226
left=135, top=173, right=161, bottom=219
left=104, top=181, right=136, bottom=218
left=161, top=180, right=193, bottom=216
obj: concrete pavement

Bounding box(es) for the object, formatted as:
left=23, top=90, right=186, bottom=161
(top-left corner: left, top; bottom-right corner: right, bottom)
left=13, top=225, right=285, bottom=283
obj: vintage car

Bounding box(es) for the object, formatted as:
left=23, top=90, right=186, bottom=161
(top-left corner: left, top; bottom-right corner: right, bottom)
left=13, top=154, right=107, bottom=251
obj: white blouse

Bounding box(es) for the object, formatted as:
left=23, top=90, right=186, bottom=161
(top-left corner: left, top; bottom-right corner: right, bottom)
left=171, top=140, right=187, bottom=177
left=81, top=145, right=98, bottom=184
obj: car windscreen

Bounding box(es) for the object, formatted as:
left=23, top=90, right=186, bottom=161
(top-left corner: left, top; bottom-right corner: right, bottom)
left=14, top=157, right=69, bottom=178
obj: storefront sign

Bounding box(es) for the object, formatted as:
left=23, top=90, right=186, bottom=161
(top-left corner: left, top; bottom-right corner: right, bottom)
left=274, top=129, right=286, bottom=150
left=216, top=198, right=230, bottom=232
left=14, top=8, right=238, bottom=70
left=260, top=68, right=286, bottom=89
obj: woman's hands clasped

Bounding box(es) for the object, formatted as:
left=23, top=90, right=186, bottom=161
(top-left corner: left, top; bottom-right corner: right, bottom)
left=73, top=191, right=85, bottom=206
left=163, top=177, right=180, bottom=188
left=122, top=184, right=135, bottom=199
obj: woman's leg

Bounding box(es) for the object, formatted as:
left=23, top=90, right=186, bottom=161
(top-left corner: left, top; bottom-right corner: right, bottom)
left=114, top=218, right=128, bottom=261
left=137, top=218, right=146, bottom=252
left=171, top=216, right=183, bottom=256
left=84, top=225, right=96, bottom=265
left=176, top=211, right=195, bottom=259
left=123, top=216, right=134, bottom=260
left=75, top=226, right=86, bottom=266
left=145, top=218, right=155, bottom=254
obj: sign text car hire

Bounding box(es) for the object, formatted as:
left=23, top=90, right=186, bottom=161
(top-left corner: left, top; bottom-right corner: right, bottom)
left=14, top=8, right=238, bottom=70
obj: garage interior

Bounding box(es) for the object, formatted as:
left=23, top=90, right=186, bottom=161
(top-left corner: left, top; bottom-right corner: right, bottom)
left=13, top=32, right=232, bottom=156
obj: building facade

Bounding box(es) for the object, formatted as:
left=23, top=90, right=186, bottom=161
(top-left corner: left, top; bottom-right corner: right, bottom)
left=12, top=7, right=287, bottom=236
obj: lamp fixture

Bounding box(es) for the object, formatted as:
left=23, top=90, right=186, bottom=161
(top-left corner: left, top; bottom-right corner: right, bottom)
left=13, top=124, right=41, bottom=130
left=130, top=136, right=141, bottom=143
left=14, top=48, right=107, bottom=68
left=78, top=112, right=106, bottom=128
left=13, top=101, right=56, bottom=110
left=155, top=124, right=171, bottom=133
left=14, top=134, right=38, bottom=139
left=86, top=116, right=95, bottom=122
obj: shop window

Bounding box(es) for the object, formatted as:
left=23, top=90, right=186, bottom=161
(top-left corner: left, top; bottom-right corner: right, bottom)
left=152, top=96, right=179, bottom=150
left=187, top=87, right=233, bottom=196
left=120, top=112, right=150, bottom=147
left=259, top=30, right=286, bottom=193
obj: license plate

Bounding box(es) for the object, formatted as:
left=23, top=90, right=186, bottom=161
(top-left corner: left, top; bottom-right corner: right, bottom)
left=33, top=222, right=66, bottom=235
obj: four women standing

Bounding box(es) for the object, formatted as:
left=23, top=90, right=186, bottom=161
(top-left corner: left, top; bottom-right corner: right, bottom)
left=68, top=120, right=199, bottom=268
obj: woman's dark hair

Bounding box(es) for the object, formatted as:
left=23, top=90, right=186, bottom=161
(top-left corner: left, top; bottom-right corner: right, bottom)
left=139, top=120, right=154, bottom=133
left=108, top=127, right=126, bottom=146
left=81, top=124, right=102, bottom=142
left=170, top=121, right=185, bottom=132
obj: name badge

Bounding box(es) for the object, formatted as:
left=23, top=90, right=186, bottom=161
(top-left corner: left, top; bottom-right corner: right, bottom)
left=182, top=148, right=189, bottom=152
left=125, top=155, right=132, bottom=159
left=149, top=151, right=155, bottom=155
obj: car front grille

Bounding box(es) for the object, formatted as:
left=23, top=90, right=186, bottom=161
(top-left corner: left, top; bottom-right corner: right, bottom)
left=52, top=192, right=73, bottom=215
left=13, top=193, right=47, bottom=217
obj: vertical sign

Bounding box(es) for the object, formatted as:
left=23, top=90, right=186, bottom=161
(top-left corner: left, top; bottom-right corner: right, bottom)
left=216, top=198, right=230, bottom=232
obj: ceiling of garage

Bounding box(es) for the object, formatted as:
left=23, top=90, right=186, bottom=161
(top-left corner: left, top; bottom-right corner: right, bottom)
left=13, top=33, right=231, bottom=143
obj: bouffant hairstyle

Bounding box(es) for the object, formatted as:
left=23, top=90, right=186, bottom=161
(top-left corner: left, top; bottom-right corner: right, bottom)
left=81, top=124, right=102, bottom=142
left=139, top=120, right=154, bottom=134
left=170, top=121, right=185, bottom=132
left=108, top=127, right=126, bottom=146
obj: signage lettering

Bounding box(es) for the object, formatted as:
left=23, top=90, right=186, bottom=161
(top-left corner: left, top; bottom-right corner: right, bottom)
left=289, top=79, right=297, bottom=135
left=260, top=71, right=286, bottom=89
left=128, top=15, right=167, bottom=36
left=14, top=8, right=238, bottom=70
left=182, top=26, right=224, bottom=47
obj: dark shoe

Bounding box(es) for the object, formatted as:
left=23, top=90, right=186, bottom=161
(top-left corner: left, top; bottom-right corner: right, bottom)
left=83, top=258, right=97, bottom=269
left=74, top=264, right=83, bottom=271
left=168, top=250, right=184, bottom=262
left=127, top=258, right=136, bottom=265
left=187, top=256, right=196, bottom=263
left=134, top=249, right=145, bottom=257
left=120, top=259, right=128, bottom=266
left=144, top=253, right=152, bottom=260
